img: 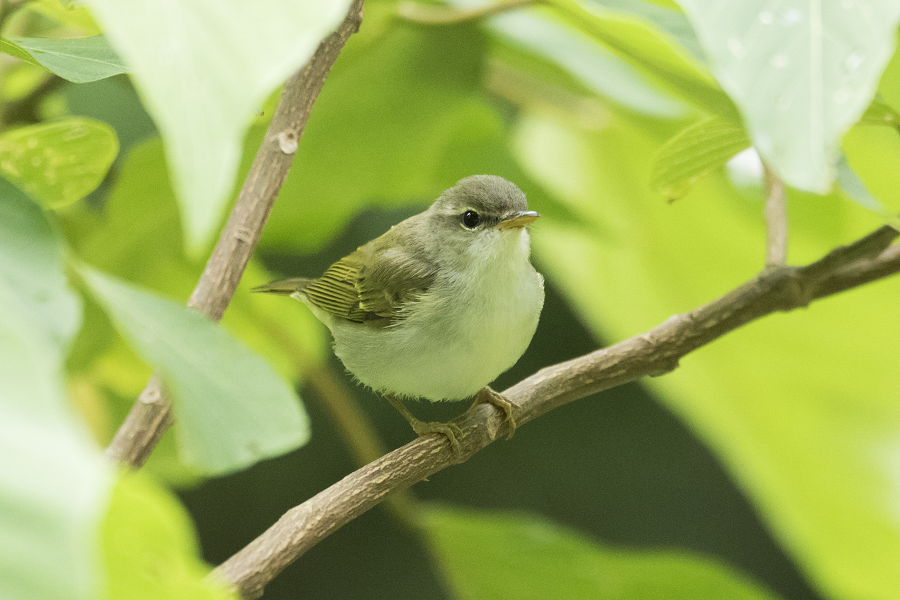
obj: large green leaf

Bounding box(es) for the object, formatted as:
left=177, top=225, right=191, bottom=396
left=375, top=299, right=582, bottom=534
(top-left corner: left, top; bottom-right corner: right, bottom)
left=87, top=0, right=354, bottom=253
left=79, top=267, right=310, bottom=475
left=514, top=109, right=900, bottom=600
left=424, top=505, right=783, bottom=600
left=859, top=98, right=900, bottom=131
left=1, top=36, right=126, bottom=83
left=0, top=177, right=111, bottom=600
left=441, top=0, right=717, bottom=114
left=834, top=154, right=897, bottom=227
left=100, top=471, right=237, bottom=600
left=674, top=0, right=900, bottom=193
left=0, top=118, right=119, bottom=209
left=444, top=0, right=688, bottom=118
left=588, top=0, right=706, bottom=61
left=546, top=0, right=738, bottom=118
left=842, top=118, right=900, bottom=218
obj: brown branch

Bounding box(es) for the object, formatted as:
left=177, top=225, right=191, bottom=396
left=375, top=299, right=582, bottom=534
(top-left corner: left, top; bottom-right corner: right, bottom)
left=213, top=225, right=900, bottom=599
left=763, top=164, right=788, bottom=266
left=104, top=0, right=366, bottom=467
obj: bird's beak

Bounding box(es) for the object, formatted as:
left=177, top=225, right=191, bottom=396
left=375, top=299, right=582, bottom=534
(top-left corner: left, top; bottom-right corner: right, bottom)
left=496, top=210, right=540, bottom=230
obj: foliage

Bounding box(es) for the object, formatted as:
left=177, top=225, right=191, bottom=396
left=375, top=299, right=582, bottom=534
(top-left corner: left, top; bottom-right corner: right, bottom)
left=424, top=505, right=782, bottom=600
left=1, top=0, right=899, bottom=599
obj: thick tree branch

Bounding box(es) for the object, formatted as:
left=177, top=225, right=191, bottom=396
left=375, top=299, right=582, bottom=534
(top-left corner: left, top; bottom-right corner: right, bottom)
left=213, top=225, right=899, bottom=599
left=104, top=0, right=365, bottom=467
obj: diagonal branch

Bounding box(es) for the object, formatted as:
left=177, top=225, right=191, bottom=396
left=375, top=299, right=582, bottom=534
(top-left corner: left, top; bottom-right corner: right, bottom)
left=213, top=225, right=900, bottom=599
left=104, top=0, right=366, bottom=467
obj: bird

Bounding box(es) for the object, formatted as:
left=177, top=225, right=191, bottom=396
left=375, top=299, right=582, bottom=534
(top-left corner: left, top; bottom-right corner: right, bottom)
left=254, top=175, right=545, bottom=452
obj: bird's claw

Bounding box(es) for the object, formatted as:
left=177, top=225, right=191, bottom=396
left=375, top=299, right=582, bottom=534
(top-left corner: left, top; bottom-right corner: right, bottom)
left=410, top=420, right=462, bottom=454
left=473, top=387, right=518, bottom=440
left=387, top=394, right=463, bottom=454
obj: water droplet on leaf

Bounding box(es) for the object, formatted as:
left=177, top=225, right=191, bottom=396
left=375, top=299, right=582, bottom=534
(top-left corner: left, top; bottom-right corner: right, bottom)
left=728, top=37, right=745, bottom=58
left=845, top=51, right=865, bottom=71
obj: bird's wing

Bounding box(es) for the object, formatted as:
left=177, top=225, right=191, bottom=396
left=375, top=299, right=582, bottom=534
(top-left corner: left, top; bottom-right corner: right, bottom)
left=260, top=241, right=437, bottom=327
left=354, top=244, right=438, bottom=323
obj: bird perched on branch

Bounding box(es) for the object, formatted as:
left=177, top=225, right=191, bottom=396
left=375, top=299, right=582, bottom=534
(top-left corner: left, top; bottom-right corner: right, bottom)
left=255, top=175, right=544, bottom=452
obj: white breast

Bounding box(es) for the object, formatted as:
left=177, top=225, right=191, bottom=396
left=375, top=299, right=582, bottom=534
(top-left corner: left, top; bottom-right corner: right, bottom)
left=326, top=232, right=544, bottom=401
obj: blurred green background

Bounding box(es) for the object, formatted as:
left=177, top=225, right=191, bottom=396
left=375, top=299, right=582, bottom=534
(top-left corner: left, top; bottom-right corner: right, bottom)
left=4, top=0, right=900, bottom=599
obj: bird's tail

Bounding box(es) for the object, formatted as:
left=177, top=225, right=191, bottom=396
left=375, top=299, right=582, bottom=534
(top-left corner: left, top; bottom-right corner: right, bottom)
left=251, top=277, right=313, bottom=296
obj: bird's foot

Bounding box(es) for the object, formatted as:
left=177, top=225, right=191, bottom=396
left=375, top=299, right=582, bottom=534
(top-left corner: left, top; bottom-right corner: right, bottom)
left=386, top=395, right=462, bottom=454
left=471, top=386, right=517, bottom=440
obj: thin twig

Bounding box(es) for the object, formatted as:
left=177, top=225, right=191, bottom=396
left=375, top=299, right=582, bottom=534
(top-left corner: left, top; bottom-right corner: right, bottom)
left=104, top=0, right=366, bottom=467
left=398, top=0, right=541, bottom=25
left=212, top=226, right=900, bottom=599
left=763, top=164, right=788, bottom=266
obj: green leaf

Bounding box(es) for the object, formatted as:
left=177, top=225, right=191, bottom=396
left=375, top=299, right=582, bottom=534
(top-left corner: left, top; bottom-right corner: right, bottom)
left=547, top=0, right=739, bottom=118
left=0, top=176, right=81, bottom=355
left=0, top=38, right=41, bottom=66
left=859, top=98, right=900, bottom=132
left=840, top=116, right=900, bottom=226
left=0, top=177, right=111, bottom=600
left=587, top=0, right=706, bottom=62
left=2, top=36, right=127, bottom=83
left=651, top=116, right=750, bottom=199
left=100, top=471, right=238, bottom=600
left=424, top=506, right=783, bottom=600
left=78, top=267, right=310, bottom=475
left=0, top=118, right=119, bottom=209
left=876, top=32, right=900, bottom=113
left=440, top=0, right=688, bottom=118
left=0, top=411, right=111, bottom=600
left=834, top=154, right=887, bottom=214
left=487, top=9, right=688, bottom=118
left=514, top=109, right=900, bottom=600
left=88, top=0, right=354, bottom=253
left=674, top=0, right=900, bottom=193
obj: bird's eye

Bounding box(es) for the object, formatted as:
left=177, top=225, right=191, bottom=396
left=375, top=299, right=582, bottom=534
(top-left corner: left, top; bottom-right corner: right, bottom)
left=461, top=210, right=481, bottom=229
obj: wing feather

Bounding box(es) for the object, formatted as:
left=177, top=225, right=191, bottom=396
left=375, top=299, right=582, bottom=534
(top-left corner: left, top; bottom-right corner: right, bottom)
left=256, top=227, right=437, bottom=328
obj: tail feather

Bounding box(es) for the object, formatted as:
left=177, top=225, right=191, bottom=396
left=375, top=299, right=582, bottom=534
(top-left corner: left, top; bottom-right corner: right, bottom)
left=251, top=277, right=313, bottom=296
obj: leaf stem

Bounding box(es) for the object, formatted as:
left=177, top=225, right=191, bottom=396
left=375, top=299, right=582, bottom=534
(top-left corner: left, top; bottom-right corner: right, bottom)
left=763, top=163, right=788, bottom=266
